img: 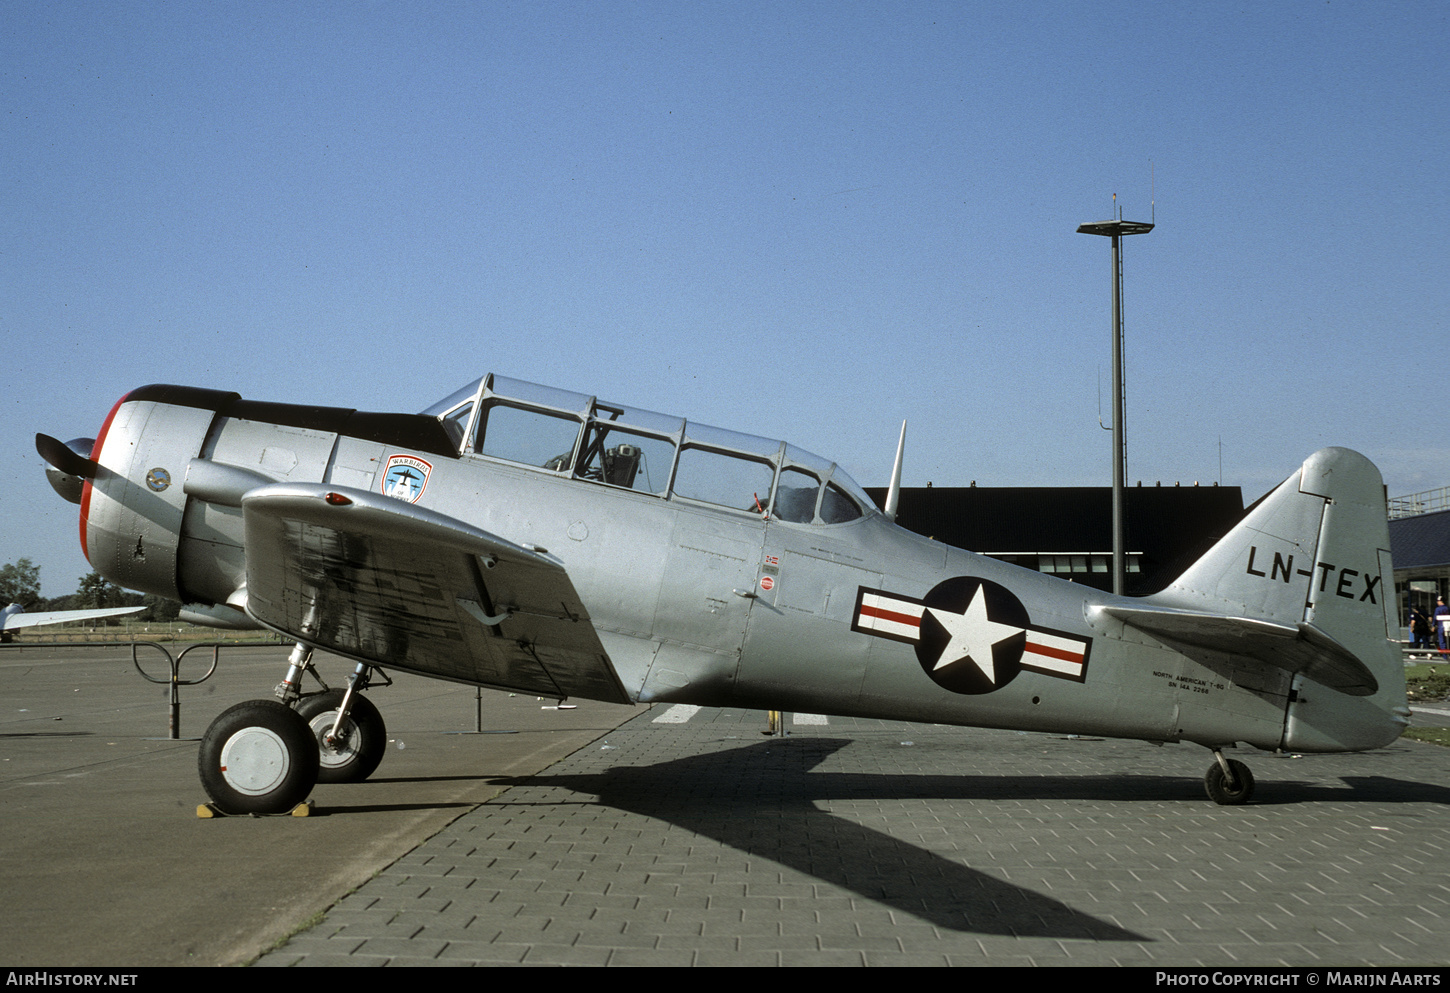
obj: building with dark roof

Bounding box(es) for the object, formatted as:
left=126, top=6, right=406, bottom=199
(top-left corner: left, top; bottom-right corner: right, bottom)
left=1389, top=509, right=1450, bottom=625
left=862, top=478, right=1449, bottom=640
left=864, top=484, right=1245, bottom=596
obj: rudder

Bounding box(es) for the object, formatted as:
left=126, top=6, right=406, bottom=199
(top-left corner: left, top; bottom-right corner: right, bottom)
left=1151, top=448, right=1405, bottom=750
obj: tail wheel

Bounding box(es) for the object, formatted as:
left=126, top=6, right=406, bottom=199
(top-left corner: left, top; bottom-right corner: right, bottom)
left=1204, top=759, right=1255, bottom=805
left=296, top=689, right=387, bottom=783
left=199, top=700, right=319, bottom=814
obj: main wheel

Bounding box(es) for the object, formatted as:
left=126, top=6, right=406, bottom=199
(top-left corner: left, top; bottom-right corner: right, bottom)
left=1204, top=759, right=1255, bottom=805
left=296, top=689, right=387, bottom=783
left=199, top=700, right=319, bottom=814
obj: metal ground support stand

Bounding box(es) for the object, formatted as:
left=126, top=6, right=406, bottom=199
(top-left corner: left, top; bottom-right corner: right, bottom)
left=0, top=639, right=223, bottom=740
left=132, top=642, right=221, bottom=739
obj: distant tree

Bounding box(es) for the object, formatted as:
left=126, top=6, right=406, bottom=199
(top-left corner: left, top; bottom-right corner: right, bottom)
left=76, top=572, right=124, bottom=609
left=36, top=593, right=78, bottom=612
left=0, top=559, right=42, bottom=607
left=142, top=593, right=182, bottom=623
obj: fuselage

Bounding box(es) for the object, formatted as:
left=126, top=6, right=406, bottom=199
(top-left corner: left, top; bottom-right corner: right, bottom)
left=68, top=376, right=1405, bottom=757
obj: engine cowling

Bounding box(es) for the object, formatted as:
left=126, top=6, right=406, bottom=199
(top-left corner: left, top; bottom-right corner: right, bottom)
left=80, top=392, right=219, bottom=601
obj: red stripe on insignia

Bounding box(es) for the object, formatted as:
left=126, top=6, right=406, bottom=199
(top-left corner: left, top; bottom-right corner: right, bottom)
left=1025, top=641, right=1083, bottom=663
left=861, top=605, right=921, bottom=628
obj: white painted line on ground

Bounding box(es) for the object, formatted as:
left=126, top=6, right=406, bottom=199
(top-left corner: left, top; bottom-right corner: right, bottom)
left=653, top=704, right=702, bottom=723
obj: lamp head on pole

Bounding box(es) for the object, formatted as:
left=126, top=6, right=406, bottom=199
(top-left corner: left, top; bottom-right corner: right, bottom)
left=1076, top=219, right=1154, bottom=237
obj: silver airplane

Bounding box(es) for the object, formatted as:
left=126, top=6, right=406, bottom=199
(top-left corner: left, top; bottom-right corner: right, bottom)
left=1, top=602, right=144, bottom=641
left=35, top=375, right=1408, bottom=814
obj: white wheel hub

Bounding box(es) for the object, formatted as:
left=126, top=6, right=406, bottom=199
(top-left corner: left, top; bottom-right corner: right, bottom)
left=219, top=726, right=291, bottom=795
left=308, top=712, right=361, bottom=770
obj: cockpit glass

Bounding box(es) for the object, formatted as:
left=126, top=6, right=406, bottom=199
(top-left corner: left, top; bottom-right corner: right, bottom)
left=673, top=447, right=775, bottom=515
left=427, top=375, right=875, bottom=523
left=682, top=422, right=781, bottom=461
left=575, top=423, right=675, bottom=495
left=820, top=481, right=864, bottom=523
left=773, top=467, right=821, bottom=523
left=487, top=376, right=592, bottom=416
left=591, top=400, right=684, bottom=437
left=421, top=379, right=483, bottom=419
left=473, top=403, right=582, bottom=471
left=441, top=401, right=474, bottom=450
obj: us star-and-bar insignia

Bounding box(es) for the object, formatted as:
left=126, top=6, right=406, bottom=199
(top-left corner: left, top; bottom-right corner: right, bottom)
left=852, top=577, right=1092, bottom=694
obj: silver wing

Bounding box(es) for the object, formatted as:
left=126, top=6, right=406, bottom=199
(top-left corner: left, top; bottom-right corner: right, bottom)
left=1, top=605, right=144, bottom=630
left=240, top=483, right=631, bottom=705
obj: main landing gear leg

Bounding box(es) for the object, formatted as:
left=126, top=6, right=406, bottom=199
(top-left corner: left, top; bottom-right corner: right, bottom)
left=274, top=641, right=316, bottom=706
left=1203, top=749, right=1255, bottom=805
left=296, top=662, right=387, bottom=783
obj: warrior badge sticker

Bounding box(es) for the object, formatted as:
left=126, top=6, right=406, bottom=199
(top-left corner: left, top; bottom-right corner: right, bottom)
left=382, top=455, right=432, bottom=503
left=852, top=577, right=1092, bottom=694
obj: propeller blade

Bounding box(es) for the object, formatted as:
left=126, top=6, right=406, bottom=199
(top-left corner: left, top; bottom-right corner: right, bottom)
left=36, top=434, right=99, bottom=479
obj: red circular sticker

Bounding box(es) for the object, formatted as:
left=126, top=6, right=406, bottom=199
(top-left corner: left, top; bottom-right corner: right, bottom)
left=759, top=576, right=775, bottom=591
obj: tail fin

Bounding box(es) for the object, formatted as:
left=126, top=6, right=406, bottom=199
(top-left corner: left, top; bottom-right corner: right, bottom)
left=1130, top=448, right=1406, bottom=749
left=1153, top=448, right=1393, bottom=639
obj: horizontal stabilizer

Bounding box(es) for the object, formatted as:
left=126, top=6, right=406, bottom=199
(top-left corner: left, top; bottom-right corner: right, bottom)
left=240, top=483, right=630, bottom=704
left=1092, top=603, right=1378, bottom=696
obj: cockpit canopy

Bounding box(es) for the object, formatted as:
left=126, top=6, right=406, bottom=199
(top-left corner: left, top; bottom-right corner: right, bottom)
left=422, top=375, right=873, bottom=525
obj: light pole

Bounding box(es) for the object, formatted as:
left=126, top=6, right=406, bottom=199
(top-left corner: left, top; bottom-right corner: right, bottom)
left=1077, top=217, right=1153, bottom=596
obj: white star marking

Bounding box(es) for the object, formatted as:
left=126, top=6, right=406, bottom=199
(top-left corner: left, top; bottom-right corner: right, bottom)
left=927, top=586, right=1024, bottom=684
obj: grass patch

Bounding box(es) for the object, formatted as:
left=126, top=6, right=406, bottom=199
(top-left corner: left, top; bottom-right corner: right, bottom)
left=1404, top=663, right=1450, bottom=747
left=1403, top=726, right=1450, bottom=747
left=1406, top=663, right=1450, bottom=706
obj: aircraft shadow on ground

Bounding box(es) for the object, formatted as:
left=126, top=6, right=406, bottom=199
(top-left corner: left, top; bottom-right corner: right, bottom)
left=1280, top=775, right=1450, bottom=804
left=525, top=738, right=1450, bottom=938
left=364, top=773, right=528, bottom=785
left=0, top=731, right=96, bottom=738
left=308, top=800, right=482, bottom=816
left=536, top=737, right=1146, bottom=940
left=334, top=764, right=1449, bottom=821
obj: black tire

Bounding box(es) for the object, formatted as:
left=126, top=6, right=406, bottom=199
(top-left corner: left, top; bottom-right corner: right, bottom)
left=199, top=700, right=319, bottom=815
left=1204, top=759, right=1255, bottom=805
left=295, top=689, right=387, bottom=784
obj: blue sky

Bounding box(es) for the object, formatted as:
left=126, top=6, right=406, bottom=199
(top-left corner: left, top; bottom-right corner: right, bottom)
left=4, top=1, right=1446, bottom=596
